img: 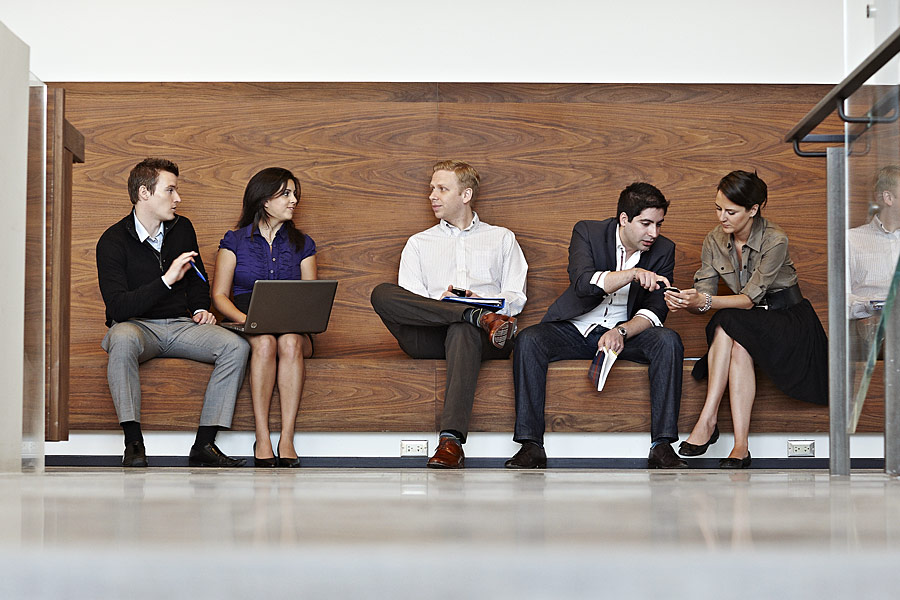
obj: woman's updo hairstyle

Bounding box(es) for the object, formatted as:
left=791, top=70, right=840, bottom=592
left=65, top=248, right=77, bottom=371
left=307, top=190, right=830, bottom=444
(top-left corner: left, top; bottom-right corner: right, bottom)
left=717, top=170, right=767, bottom=215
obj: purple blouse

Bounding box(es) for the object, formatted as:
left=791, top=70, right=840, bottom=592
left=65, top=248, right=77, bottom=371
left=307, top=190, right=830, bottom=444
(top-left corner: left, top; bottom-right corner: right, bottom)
left=219, top=224, right=317, bottom=296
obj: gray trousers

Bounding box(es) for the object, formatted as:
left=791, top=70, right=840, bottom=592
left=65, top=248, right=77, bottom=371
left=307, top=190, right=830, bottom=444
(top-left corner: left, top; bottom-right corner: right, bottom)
left=101, top=318, right=251, bottom=427
left=370, top=283, right=511, bottom=442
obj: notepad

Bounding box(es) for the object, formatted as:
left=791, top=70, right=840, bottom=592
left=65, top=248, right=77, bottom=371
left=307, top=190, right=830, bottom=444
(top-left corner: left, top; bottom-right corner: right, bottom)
left=440, top=296, right=506, bottom=310
left=588, top=347, right=618, bottom=392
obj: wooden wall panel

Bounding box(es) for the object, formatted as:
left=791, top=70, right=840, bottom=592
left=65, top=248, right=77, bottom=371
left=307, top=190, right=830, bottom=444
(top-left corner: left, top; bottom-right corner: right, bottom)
left=52, top=82, right=847, bottom=431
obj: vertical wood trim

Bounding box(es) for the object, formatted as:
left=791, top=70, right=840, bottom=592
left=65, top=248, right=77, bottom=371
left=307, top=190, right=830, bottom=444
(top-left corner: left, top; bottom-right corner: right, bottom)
left=45, top=87, right=71, bottom=441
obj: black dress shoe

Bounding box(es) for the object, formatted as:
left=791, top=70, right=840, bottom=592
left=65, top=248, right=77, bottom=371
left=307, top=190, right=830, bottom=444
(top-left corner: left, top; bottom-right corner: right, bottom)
left=648, top=442, right=687, bottom=469
left=719, top=452, right=752, bottom=469
left=189, top=443, right=247, bottom=467
left=678, top=426, right=720, bottom=457
left=122, top=440, right=148, bottom=467
left=253, top=442, right=277, bottom=468
left=504, top=442, right=547, bottom=469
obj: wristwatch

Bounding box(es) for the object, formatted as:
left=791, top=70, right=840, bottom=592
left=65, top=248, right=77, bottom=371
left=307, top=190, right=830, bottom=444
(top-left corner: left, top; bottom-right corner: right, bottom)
left=616, top=325, right=628, bottom=340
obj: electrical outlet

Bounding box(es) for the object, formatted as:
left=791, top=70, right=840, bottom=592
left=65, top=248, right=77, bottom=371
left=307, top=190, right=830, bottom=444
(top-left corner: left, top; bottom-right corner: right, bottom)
left=787, top=440, right=815, bottom=457
left=400, top=440, right=428, bottom=456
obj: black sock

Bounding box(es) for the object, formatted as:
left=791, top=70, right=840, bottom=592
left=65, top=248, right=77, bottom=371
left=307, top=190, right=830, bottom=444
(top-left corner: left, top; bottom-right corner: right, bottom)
left=463, top=307, right=485, bottom=327
left=194, top=426, right=218, bottom=447
left=121, top=421, right=143, bottom=445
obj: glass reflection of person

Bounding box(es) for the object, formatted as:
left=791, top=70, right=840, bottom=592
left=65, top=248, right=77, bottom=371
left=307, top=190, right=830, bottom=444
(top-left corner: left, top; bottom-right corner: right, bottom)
left=848, top=165, right=900, bottom=355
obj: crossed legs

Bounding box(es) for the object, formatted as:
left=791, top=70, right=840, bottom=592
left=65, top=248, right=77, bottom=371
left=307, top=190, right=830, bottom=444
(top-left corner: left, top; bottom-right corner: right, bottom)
left=684, top=325, right=756, bottom=459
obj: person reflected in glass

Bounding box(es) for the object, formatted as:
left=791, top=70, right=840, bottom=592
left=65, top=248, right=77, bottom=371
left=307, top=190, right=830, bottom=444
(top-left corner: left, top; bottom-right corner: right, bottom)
left=665, top=170, right=827, bottom=468
left=212, top=168, right=317, bottom=468
left=848, top=165, right=900, bottom=358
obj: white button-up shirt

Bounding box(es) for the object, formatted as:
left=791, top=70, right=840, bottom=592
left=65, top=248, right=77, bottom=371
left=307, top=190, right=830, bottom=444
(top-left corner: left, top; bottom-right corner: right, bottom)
left=398, top=212, right=528, bottom=316
left=568, top=225, right=661, bottom=336
left=849, top=215, right=900, bottom=318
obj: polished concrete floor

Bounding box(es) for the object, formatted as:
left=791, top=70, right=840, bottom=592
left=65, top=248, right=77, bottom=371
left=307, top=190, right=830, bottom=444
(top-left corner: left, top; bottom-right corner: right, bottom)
left=2, top=468, right=900, bottom=599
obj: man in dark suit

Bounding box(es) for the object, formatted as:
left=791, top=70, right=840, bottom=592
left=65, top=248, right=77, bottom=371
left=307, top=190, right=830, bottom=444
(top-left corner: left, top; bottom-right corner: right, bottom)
left=505, top=182, right=685, bottom=469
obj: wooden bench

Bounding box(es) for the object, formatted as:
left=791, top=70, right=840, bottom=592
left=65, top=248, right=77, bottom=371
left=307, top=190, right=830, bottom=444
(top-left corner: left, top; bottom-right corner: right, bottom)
left=55, top=81, right=883, bottom=438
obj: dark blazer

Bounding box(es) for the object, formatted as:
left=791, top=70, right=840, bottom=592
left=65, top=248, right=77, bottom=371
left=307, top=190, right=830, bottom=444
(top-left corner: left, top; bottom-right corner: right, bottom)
left=542, top=218, right=675, bottom=325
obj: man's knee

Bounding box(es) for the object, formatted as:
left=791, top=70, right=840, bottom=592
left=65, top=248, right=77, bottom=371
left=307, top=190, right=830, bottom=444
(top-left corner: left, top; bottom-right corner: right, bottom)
left=649, top=327, right=684, bottom=358
left=103, top=322, right=145, bottom=357
left=445, top=321, right=481, bottom=349
left=221, top=331, right=250, bottom=361
left=370, top=282, right=396, bottom=312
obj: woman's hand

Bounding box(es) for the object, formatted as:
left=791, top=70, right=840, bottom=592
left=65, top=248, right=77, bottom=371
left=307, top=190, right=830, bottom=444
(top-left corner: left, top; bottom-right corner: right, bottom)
left=665, top=288, right=704, bottom=313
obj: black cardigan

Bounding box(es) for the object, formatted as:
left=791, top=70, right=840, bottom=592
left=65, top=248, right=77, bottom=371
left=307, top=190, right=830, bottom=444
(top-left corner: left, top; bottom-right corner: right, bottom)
left=96, top=212, right=211, bottom=326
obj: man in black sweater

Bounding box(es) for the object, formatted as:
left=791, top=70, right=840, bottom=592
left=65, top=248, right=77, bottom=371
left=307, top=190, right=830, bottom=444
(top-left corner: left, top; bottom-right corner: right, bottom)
left=96, top=158, right=250, bottom=467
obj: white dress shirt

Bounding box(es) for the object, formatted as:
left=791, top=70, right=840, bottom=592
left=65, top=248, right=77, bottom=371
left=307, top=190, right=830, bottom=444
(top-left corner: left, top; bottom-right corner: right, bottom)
left=568, top=225, right=661, bottom=336
left=849, top=215, right=900, bottom=318
left=398, top=212, right=528, bottom=316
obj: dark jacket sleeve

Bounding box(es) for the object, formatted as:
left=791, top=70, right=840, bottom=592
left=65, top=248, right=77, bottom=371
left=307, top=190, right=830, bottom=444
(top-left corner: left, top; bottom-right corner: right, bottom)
left=96, top=228, right=170, bottom=324
left=567, top=220, right=609, bottom=300
left=632, top=237, right=675, bottom=324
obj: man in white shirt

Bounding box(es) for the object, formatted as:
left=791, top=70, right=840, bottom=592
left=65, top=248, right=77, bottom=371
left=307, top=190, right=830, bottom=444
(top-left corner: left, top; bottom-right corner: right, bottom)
left=371, top=160, right=528, bottom=468
left=849, top=165, right=900, bottom=357
left=505, top=182, right=685, bottom=469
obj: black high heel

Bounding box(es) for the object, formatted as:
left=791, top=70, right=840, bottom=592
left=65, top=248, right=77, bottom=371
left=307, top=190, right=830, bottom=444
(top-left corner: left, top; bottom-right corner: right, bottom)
left=719, top=452, right=752, bottom=469
left=253, top=442, right=277, bottom=468
left=678, top=425, right=720, bottom=457
left=276, top=441, right=301, bottom=468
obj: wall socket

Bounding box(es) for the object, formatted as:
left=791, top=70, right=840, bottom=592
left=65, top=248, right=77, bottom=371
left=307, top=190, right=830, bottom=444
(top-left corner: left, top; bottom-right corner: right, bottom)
left=787, top=440, right=815, bottom=457
left=400, top=440, right=429, bottom=456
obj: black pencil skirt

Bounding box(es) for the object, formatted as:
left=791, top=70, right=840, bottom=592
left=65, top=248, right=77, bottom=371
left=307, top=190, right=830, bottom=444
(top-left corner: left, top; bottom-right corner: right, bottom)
left=691, top=299, right=829, bottom=405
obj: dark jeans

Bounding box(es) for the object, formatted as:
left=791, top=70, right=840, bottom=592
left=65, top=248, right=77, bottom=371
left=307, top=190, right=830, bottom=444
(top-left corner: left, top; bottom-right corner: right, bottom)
left=513, top=320, right=683, bottom=444
left=370, top=283, right=511, bottom=441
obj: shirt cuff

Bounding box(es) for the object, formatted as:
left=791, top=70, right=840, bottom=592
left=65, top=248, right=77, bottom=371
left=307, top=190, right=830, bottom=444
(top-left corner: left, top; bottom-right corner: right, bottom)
left=193, top=309, right=207, bottom=316
left=593, top=271, right=608, bottom=290
left=634, top=309, right=661, bottom=328
left=161, top=276, right=171, bottom=290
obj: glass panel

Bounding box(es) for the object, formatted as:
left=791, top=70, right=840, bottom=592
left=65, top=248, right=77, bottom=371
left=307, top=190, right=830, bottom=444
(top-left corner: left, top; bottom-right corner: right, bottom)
left=23, top=72, right=46, bottom=472
left=844, top=48, right=900, bottom=432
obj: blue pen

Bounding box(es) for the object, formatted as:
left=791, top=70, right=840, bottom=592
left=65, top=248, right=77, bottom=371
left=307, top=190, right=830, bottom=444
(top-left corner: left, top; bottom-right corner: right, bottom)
left=190, top=260, right=207, bottom=282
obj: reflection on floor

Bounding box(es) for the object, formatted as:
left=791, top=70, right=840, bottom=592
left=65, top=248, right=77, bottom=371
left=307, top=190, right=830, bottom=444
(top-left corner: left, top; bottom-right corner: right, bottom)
left=1, top=468, right=899, bottom=599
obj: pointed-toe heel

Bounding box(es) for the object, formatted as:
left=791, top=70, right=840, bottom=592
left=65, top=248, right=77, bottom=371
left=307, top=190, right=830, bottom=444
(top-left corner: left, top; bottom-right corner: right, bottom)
left=678, top=426, right=720, bottom=457
left=253, top=442, right=277, bottom=468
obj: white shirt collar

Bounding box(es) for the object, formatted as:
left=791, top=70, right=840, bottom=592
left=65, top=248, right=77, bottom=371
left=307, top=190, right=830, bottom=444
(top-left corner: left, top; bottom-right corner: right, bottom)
left=440, top=211, right=480, bottom=234
left=133, top=212, right=164, bottom=243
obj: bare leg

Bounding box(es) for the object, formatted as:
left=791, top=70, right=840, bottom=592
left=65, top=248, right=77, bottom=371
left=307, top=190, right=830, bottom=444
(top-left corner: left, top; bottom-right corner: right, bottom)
left=726, top=340, right=756, bottom=459
left=685, top=326, right=733, bottom=444
left=248, top=335, right=278, bottom=459
left=276, top=333, right=313, bottom=460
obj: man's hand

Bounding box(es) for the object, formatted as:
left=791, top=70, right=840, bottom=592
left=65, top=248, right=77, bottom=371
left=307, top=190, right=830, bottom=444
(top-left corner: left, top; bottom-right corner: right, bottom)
left=163, top=251, right=200, bottom=287
left=192, top=310, right=216, bottom=325
left=631, top=268, right=669, bottom=292
left=439, top=285, right=482, bottom=299
left=598, top=327, right=625, bottom=354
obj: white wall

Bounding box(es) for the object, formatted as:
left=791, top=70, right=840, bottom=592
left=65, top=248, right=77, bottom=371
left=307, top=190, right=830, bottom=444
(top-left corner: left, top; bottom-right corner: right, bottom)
left=1, top=0, right=844, bottom=83
left=1, top=1, right=888, bottom=460
left=0, top=22, right=29, bottom=472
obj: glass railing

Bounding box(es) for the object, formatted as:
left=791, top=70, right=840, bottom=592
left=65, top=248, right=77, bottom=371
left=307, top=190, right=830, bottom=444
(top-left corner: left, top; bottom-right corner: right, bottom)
left=786, top=17, right=900, bottom=476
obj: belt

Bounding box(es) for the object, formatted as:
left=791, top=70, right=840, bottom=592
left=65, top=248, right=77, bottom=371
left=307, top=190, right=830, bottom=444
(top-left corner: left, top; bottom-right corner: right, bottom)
left=758, top=284, right=803, bottom=311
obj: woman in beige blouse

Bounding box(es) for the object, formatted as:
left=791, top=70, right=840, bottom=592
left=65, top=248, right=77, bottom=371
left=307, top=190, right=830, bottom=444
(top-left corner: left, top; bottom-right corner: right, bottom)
left=665, top=170, right=827, bottom=468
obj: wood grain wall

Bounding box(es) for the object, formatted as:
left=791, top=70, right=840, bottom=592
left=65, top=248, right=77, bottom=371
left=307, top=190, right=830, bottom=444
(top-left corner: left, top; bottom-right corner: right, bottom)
left=53, top=82, right=843, bottom=428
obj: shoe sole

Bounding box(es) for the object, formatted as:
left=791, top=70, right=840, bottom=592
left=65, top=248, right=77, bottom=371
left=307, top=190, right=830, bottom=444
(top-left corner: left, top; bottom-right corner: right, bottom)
left=122, top=460, right=148, bottom=467
left=504, top=462, right=546, bottom=469
left=426, top=460, right=464, bottom=469
left=188, top=460, right=247, bottom=467
left=648, top=461, right=687, bottom=469
left=490, top=318, right=517, bottom=349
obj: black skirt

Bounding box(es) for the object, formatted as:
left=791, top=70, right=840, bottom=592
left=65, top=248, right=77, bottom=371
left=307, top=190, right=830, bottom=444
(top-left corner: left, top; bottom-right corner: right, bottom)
left=691, top=299, right=828, bottom=405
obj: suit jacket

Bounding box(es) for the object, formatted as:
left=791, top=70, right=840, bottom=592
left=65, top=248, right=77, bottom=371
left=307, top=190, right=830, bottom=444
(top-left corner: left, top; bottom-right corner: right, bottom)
left=542, top=218, right=675, bottom=325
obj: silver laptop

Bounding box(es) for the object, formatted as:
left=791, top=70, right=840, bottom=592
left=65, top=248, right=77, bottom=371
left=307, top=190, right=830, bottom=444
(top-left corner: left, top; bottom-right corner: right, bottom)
left=220, top=280, right=338, bottom=335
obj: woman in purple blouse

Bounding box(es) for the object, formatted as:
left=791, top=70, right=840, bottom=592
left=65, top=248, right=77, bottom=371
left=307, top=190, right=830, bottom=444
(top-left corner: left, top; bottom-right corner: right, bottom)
left=212, top=167, right=317, bottom=468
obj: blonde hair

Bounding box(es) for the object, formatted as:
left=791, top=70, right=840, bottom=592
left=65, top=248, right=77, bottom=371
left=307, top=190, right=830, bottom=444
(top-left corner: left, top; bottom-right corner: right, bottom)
left=874, top=165, right=900, bottom=200
left=433, top=160, right=480, bottom=198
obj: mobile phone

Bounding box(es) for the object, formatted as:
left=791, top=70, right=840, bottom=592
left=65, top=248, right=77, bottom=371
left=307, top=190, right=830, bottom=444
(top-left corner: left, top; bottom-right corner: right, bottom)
left=451, top=288, right=467, bottom=297
left=663, top=286, right=680, bottom=293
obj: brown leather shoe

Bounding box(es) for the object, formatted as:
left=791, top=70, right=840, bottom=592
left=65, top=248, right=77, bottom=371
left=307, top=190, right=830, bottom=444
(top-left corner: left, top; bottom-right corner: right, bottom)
left=426, top=436, right=465, bottom=469
left=648, top=442, right=687, bottom=469
left=478, top=312, right=517, bottom=349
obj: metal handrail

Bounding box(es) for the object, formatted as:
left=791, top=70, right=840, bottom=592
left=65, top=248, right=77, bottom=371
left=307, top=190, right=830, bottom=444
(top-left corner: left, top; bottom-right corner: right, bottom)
left=785, top=25, right=900, bottom=148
